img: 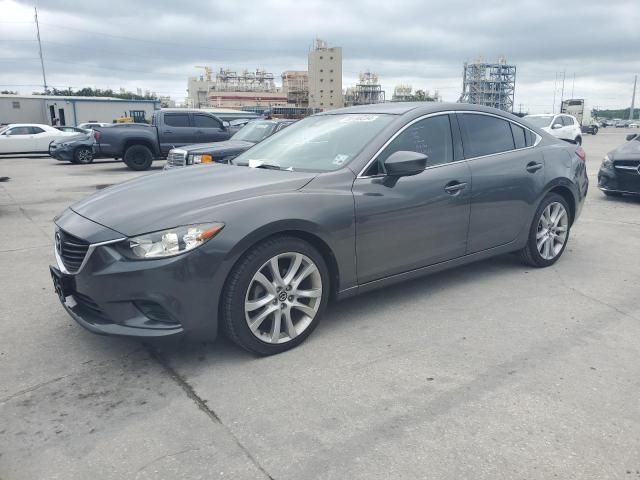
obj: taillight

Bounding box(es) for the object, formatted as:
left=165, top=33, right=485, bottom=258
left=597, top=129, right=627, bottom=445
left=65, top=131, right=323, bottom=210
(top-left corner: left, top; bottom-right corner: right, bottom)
left=576, top=146, right=586, bottom=161
left=94, top=130, right=101, bottom=142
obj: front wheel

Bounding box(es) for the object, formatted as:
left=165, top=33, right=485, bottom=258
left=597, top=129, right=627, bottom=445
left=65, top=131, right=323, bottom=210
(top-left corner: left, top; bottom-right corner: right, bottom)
left=519, top=193, right=571, bottom=267
left=74, top=146, right=93, bottom=164
left=221, top=236, right=330, bottom=355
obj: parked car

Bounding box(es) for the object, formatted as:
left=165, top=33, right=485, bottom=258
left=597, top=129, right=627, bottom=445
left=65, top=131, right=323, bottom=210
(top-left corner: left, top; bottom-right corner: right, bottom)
left=93, top=109, right=242, bottom=171
left=524, top=114, right=583, bottom=145
left=164, top=119, right=296, bottom=170
left=628, top=122, right=639, bottom=129
left=77, top=122, right=111, bottom=130
left=49, top=130, right=96, bottom=164
left=56, top=126, right=90, bottom=134
left=615, top=121, right=629, bottom=128
left=0, top=123, right=77, bottom=155
left=598, top=133, right=640, bottom=197
left=50, top=103, right=588, bottom=355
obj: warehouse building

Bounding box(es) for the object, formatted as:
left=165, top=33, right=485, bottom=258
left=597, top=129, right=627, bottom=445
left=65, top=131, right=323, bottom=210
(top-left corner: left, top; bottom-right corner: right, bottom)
left=0, top=94, right=160, bottom=126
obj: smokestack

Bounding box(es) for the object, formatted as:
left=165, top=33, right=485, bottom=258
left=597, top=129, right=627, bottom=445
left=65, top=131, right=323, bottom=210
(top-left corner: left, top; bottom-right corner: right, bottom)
left=630, top=75, right=637, bottom=121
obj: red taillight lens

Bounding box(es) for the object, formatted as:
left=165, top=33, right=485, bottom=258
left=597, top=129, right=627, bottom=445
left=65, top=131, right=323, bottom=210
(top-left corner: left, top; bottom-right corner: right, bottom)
left=94, top=130, right=101, bottom=142
left=576, top=146, right=586, bottom=161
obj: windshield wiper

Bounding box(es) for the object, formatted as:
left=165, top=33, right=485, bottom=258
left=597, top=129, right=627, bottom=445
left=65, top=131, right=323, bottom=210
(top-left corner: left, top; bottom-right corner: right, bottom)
left=233, top=159, right=285, bottom=170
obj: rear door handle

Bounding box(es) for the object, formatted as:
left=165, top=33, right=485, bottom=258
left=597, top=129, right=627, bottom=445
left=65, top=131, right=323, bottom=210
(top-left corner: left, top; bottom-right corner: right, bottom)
left=526, top=161, right=543, bottom=173
left=164, top=130, right=173, bottom=134
left=444, top=181, right=467, bottom=195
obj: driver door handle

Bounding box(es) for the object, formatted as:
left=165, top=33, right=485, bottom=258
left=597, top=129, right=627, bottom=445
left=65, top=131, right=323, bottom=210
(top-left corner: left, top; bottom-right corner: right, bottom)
left=444, top=181, right=467, bottom=195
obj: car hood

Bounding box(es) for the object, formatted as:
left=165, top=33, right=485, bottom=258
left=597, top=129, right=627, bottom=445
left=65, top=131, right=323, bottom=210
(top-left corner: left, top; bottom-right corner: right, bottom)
left=610, top=139, right=640, bottom=161
left=70, top=164, right=317, bottom=236
left=181, top=140, right=255, bottom=155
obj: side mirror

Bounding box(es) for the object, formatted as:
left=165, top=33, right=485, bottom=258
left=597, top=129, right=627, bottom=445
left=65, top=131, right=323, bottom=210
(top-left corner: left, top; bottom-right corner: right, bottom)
left=384, top=151, right=428, bottom=177
left=222, top=121, right=230, bottom=129
left=552, top=123, right=563, bottom=129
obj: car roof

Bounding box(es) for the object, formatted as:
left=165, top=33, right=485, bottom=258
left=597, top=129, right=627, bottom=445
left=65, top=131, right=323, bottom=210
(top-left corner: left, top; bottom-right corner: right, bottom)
left=317, top=102, right=532, bottom=123
left=5, top=123, right=51, bottom=127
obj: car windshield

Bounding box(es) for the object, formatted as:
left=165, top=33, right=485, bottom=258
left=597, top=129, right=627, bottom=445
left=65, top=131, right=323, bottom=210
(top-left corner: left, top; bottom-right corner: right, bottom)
left=232, top=121, right=279, bottom=143
left=526, top=116, right=554, bottom=128
left=233, top=114, right=394, bottom=172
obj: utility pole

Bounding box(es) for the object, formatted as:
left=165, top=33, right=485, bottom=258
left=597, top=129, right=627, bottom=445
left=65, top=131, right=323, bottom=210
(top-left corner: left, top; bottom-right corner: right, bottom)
left=553, top=72, right=558, bottom=113
left=571, top=73, right=575, bottom=99
left=630, top=75, right=637, bottom=121
left=34, top=7, right=48, bottom=93
left=560, top=70, right=566, bottom=107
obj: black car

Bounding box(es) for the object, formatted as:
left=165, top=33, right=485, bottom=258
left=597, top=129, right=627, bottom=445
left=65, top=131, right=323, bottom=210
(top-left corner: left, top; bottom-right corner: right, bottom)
left=598, top=133, right=640, bottom=197
left=49, top=130, right=96, bottom=164
left=50, top=103, right=588, bottom=355
left=164, top=119, right=295, bottom=169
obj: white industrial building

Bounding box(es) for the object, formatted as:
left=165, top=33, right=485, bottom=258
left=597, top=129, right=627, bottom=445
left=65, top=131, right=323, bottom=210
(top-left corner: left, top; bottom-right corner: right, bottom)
left=308, top=39, right=344, bottom=110
left=0, top=94, right=160, bottom=126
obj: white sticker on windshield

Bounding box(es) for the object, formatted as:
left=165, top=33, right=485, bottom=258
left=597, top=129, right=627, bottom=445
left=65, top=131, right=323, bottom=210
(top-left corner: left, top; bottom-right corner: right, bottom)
left=339, top=115, right=379, bottom=123
left=333, top=154, right=349, bottom=165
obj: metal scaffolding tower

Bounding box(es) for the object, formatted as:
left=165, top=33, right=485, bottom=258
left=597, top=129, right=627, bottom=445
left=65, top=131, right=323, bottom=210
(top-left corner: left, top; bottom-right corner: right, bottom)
left=344, top=71, right=385, bottom=106
left=459, top=58, right=516, bottom=112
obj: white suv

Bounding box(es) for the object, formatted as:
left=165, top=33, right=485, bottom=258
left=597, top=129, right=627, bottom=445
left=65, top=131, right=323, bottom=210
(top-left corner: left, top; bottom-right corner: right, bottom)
left=524, top=114, right=583, bottom=145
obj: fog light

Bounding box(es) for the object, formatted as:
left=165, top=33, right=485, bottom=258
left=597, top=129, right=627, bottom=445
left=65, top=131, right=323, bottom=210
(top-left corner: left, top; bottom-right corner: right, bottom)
left=134, top=301, right=178, bottom=324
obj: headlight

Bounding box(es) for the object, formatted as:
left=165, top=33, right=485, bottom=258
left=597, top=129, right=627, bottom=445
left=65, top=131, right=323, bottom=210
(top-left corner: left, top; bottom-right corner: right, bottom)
left=601, top=155, right=613, bottom=168
left=188, top=154, right=214, bottom=165
left=116, top=223, right=224, bottom=259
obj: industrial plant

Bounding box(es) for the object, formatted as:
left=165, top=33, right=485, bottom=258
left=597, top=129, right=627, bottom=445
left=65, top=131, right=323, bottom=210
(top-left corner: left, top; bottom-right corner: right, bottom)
left=459, top=58, right=517, bottom=112
left=344, top=71, right=385, bottom=106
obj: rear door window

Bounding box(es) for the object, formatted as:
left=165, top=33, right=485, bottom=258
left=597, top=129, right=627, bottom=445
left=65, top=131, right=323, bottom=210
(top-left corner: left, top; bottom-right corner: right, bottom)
left=563, top=116, right=574, bottom=125
left=31, top=127, right=45, bottom=134
left=164, top=114, right=190, bottom=127
left=459, top=113, right=515, bottom=158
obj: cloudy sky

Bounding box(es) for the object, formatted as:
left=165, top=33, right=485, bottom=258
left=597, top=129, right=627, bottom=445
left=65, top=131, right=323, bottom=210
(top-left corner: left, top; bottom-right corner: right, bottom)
left=1, top=0, right=638, bottom=113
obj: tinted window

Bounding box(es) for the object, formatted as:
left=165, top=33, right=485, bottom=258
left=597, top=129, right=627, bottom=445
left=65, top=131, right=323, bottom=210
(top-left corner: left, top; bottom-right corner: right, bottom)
left=554, top=116, right=565, bottom=127
left=511, top=123, right=526, bottom=149
left=164, top=114, right=190, bottom=127
left=563, top=116, right=574, bottom=125
left=193, top=115, right=221, bottom=128
left=525, top=129, right=536, bottom=147
left=460, top=113, right=515, bottom=157
left=8, top=127, right=31, bottom=135
left=369, top=115, right=454, bottom=175
left=31, top=127, right=45, bottom=134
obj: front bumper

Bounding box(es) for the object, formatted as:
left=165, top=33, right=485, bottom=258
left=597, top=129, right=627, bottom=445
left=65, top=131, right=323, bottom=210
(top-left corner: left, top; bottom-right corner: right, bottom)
left=49, top=144, right=75, bottom=161
left=51, top=209, right=226, bottom=340
left=598, top=165, right=640, bottom=196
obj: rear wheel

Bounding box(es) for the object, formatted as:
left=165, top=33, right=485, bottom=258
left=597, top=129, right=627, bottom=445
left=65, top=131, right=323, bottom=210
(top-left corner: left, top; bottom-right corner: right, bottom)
left=221, top=236, right=330, bottom=356
left=74, top=146, right=93, bottom=164
left=123, top=145, right=153, bottom=170
left=519, top=193, right=571, bottom=267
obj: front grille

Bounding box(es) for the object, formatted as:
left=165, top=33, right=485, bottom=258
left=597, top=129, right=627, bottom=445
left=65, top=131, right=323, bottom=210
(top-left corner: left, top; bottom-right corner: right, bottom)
left=57, top=230, right=90, bottom=272
left=74, top=291, right=103, bottom=316
left=166, top=149, right=186, bottom=168
left=614, top=160, right=640, bottom=173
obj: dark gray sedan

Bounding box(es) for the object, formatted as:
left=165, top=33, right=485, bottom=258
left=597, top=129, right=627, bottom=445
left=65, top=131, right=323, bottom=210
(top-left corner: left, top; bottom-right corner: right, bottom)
left=50, top=103, right=588, bottom=355
left=598, top=133, right=640, bottom=197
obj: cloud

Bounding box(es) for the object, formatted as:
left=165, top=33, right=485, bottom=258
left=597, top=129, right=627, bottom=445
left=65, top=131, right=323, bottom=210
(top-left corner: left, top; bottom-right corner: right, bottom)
left=1, top=0, right=638, bottom=112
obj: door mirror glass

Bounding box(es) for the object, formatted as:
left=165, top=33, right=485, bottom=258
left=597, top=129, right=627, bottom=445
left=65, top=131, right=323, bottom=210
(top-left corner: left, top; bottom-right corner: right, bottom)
left=384, top=151, right=427, bottom=177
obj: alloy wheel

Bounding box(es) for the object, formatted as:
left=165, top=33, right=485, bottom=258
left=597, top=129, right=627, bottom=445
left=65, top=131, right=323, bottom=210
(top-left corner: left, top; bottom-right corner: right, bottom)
left=536, top=202, right=568, bottom=260
left=244, top=252, right=322, bottom=344
left=77, top=148, right=92, bottom=163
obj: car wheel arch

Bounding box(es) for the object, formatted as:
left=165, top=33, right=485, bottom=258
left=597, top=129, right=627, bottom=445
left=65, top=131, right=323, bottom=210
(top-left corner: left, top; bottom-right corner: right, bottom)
left=544, top=183, right=577, bottom=225
left=223, top=222, right=341, bottom=299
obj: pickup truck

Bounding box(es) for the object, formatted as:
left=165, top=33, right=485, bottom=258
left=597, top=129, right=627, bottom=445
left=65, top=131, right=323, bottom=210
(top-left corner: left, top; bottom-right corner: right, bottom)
left=93, top=109, right=247, bottom=170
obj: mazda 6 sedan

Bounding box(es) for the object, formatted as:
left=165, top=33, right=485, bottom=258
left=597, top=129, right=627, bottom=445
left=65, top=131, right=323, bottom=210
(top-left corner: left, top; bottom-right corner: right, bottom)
left=50, top=103, right=589, bottom=355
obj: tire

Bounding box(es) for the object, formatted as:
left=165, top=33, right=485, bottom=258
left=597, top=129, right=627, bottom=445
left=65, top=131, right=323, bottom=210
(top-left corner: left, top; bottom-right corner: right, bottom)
left=593, top=127, right=598, bottom=135
left=221, top=236, right=330, bottom=356
left=519, top=193, right=571, bottom=268
left=74, top=146, right=93, bottom=164
left=575, top=136, right=582, bottom=146
left=123, top=145, right=153, bottom=171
